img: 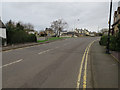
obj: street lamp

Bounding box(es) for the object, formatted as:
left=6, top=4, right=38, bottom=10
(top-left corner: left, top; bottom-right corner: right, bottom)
left=106, top=0, right=112, bottom=54
left=74, top=19, right=80, bottom=30
left=73, top=19, right=80, bottom=36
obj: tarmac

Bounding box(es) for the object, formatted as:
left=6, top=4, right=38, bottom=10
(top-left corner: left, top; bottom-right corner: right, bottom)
left=90, top=41, right=119, bottom=88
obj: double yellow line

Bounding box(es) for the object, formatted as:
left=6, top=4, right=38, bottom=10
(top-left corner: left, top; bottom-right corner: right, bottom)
left=76, top=40, right=96, bottom=89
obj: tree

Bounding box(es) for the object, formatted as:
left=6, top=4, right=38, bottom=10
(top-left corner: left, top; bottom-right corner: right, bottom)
left=6, top=20, right=16, bottom=44
left=24, top=23, right=34, bottom=31
left=51, top=19, right=68, bottom=37
left=16, top=22, right=24, bottom=31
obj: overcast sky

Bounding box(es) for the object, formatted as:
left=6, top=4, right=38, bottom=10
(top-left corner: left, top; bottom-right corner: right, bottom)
left=1, top=1, right=119, bottom=32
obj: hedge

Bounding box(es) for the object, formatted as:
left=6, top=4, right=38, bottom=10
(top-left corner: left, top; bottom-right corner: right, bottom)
left=99, top=35, right=120, bottom=52
left=5, top=20, right=37, bottom=45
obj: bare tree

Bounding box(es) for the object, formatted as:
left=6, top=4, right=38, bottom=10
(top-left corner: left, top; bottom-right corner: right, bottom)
left=51, top=19, right=68, bottom=37
left=24, top=23, right=34, bottom=31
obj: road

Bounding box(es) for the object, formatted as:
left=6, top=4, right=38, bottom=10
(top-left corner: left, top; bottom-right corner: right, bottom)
left=2, top=37, right=99, bottom=88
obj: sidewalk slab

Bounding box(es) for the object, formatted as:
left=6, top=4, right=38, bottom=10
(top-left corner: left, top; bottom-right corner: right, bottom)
left=90, top=41, right=119, bottom=88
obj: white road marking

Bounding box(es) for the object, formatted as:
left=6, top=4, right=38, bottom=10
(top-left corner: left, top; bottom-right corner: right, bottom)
left=0, top=59, right=23, bottom=68
left=38, top=47, right=61, bottom=55
left=38, top=50, right=47, bottom=54
left=38, top=49, right=53, bottom=55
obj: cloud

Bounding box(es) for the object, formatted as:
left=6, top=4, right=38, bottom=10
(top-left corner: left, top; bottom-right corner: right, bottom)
left=2, top=2, right=118, bottom=32
left=2, top=0, right=120, bottom=2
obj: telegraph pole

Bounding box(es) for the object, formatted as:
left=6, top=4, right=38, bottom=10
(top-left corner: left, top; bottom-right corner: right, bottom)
left=106, top=0, right=112, bottom=54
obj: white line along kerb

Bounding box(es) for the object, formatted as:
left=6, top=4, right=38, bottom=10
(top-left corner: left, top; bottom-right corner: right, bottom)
left=0, top=59, right=23, bottom=68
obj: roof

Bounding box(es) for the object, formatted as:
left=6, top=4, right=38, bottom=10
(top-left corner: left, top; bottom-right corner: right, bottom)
left=0, top=20, right=6, bottom=28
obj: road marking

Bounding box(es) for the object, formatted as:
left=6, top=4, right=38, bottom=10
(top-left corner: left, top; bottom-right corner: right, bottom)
left=83, top=42, right=92, bottom=89
left=76, top=40, right=96, bottom=89
left=76, top=46, right=89, bottom=89
left=0, top=59, right=23, bottom=68
left=38, top=49, right=53, bottom=55
left=38, top=46, right=61, bottom=55
left=83, top=41, right=95, bottom=89
left=38, top=50, right=47, bottom=54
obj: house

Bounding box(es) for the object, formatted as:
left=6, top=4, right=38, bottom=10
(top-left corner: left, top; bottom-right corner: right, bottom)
left=112, top=2, right=120, bottom=35
left=89, top=33, right=95, bottom=37
left=45, top=28, right=55, bottom=36
left=84, top=29, right=90, bottom=36
left=75, top=28, right=90, bottom=36
left=75, top=28, right=83, bottom=36
left=0, top=20, right=7, bottom=46
left=28, top=31, right=35, bottom=34
left=25, top=29, right=36, bottom=34
left=67, top=31, right=76, bottom=37
left=39, top=31, right=47, bottom=37
left=60, top=30, right=76, bottom=37
left=60, top=30, right=68, bottom=36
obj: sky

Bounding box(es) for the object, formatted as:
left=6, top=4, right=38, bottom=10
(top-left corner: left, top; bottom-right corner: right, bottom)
left=1, top=1, right=119, bottom=32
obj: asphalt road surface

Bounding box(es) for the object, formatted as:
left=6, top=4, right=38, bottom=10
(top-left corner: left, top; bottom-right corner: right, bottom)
left=2, top=37, right=99, bottom=88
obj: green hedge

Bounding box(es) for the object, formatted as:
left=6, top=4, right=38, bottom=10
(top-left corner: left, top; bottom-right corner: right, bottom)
left=109, top=36, right=117, bottom=51
left=6, top=30, right=37, bottom=44
left=5, top=20, right=37, bottom=45
left=99, top=35, right=108, bottom=46
left=99, top=35, right=120, bottom=52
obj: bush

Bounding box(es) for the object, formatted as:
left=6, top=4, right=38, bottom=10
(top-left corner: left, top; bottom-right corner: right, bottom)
left=99, top=35, right=108, bottom=46
left=99, top=35, right=117, bottom=51
left=109, top=36, right=117, bottom=51
left=28, top=34, right=37, bottom=42
left=100, top=24, right=120, bottom=52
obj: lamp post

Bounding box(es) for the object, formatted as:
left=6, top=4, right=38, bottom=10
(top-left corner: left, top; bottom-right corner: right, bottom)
left=73, top=19, right=80, bottom=37
left=106, top=0, right=112, bottom=54
left=74, top=19, right=80, bottom=30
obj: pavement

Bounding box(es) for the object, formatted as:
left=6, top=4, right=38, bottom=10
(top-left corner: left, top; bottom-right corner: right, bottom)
left=1, top=37, right=119, bottom=89
left=90, top=41, right=119, bottom=88
left=111, top=51, right=120, bottom=63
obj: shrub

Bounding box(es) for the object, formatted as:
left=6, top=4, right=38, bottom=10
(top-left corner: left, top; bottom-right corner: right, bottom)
left=99, top=35, right=108, bottom=46
left=99, top=35, right=117, bottom=51
left=28, top=34, right=37, bottom=42
left=109, top=36, right=117, bottom=51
